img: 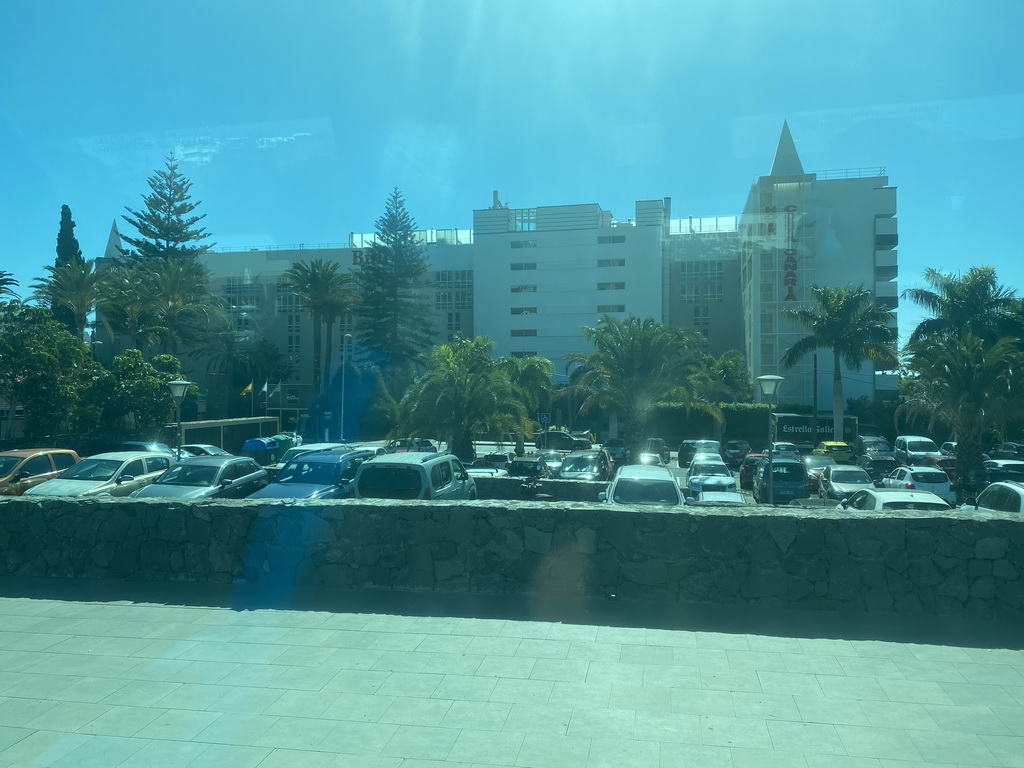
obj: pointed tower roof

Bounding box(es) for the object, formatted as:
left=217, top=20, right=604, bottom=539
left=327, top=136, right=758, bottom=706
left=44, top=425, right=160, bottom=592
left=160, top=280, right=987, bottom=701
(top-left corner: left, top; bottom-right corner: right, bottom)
left=770, top=121, right=804, bottom=176
left=103, top=220, right=122, bottom=260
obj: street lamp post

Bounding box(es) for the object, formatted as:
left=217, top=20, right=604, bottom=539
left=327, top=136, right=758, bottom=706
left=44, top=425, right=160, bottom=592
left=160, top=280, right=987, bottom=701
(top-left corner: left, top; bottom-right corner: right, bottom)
left=340, top=333, right=352, bottom=443
left=756, top=374, right=784, bottom=506
left=167, top=379, right=190, bottom=460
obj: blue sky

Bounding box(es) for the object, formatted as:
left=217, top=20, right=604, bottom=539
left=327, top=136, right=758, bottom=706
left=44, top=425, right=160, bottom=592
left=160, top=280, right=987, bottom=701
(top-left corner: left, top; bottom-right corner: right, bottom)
left=2, top=0, right=1021, bottom=342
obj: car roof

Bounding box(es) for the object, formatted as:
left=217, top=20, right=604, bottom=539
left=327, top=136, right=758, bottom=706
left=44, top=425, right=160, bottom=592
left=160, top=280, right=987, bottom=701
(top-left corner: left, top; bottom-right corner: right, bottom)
left=290, top=449, right=373, bottom=464
left=176, top=456, right=250, bottom=466
left=901, top=465, right=951, bottom=472
left=765, top=458, right=803, bottom=466
left=0, top=448, right=77, bottom=457
left=864, top=488, right=949, bottom=501
left=367, top=452, right=455, bottom=465
left=613, top=464, right=676, bottom=479
left=82, top=451, right=173, bottom=461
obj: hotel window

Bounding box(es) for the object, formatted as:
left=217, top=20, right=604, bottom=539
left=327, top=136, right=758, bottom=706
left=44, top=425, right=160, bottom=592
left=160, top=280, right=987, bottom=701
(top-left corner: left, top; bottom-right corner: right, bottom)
left=276, top=293, right=299, bottom=313
left=447, top=312, right=463, bottom=338
left=760, top=283, right=776, bottom=302
left=511, top=262, right=537, bottom=271
left=761, top=341, right=776, bottom=362
left=435, top=270, right=473, bottom=310
left=597, top=235, right=626, bottom=244
left=597, top=282, right=625, bottom=290
left=597, top=258, right=625, bottom=267
left=705, top=284, right=724, bottom=302
left=287, top=314, right=302, bottom=334
left=597, top=304, right=625, bottom=313
left=511, top=307, right=536, bottom=315
left=511, top=284, right=537, bottom=293
left=511, top=329, right=537, bottom=337
left=761, top=251, right=776, bottom=270
left=693, top=306, right=710, bottom=332
left=510, top=239, right=537, bottom=248
left=761, top=313, right=775, bottom=333
left=513, top=208, right=536, bottom=232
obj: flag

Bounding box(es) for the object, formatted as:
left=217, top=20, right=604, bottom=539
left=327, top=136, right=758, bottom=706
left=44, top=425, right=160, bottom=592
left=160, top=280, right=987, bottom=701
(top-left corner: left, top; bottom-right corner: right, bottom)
left=269, top=382, right=281, bottom=397
left=240, top=381, right=253, bottom=396
left=259, top=381, right=268, bottom=395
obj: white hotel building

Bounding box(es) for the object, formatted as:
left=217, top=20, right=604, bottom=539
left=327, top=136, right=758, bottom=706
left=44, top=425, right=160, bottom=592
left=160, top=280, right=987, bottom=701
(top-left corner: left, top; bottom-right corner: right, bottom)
left=185, top=124, right=897, bottom=415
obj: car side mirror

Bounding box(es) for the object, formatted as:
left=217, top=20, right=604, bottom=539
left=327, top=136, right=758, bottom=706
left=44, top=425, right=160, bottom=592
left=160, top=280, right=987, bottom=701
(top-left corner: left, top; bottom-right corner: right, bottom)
left=15, top=471, right=30, bottom=481
left=839, top=499, right=851, bottom=508
left=117, top=475, right=134, bottom=484
left=964, top=497, right=976, bottom=507
left=597, top=491, right=607, bottom=502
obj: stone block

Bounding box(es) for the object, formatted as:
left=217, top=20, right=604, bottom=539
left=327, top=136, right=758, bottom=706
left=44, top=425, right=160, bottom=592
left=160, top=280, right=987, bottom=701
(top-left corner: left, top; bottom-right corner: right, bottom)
left=996, top=580, right=1024, bottom=608
left=894, top=592, right=924, bottom=614
left=524, top=526, right=552, bottom=554
left=209, top=539, right=235, bottom=573
left=828, top=557, right=862, bottom=601
left=824, top=527, right=849, bottom=557
left=965, top=596, right=993, bottom=619
left=907, top=529, right=936, bottom=557
left=97, top=510, right=133, bottom=542
left=140, top=540, right=170, bottom=572
left=975, top=537, right=1009, bottom=560
left=937, top=570, right=969, bottom=603
left=970, top=575, right=996, bottom=599
left=993, top=559, right=1018, bottom=580
left=968, top=559, right=992, bottom=577
left=766, top=518, right=797, bottom=553
left=486, top=529, right=524, bottom=560
left=935, top=536, right=972, bottom=559
left=621, top=560, right=668, bottom=586
left=864, top=587, right=894, bottom=612
left=575, top=526, right=597, bottom=555
left=858, top=559, right=886, bottom=588
left=908, top=558, right=944, bottom=587
left=185, top=517, right=211, bottom=544
left=740, top=566, right=787, bottom=599
left=156, top=509, right=185, bottom=541
left=434, top=558, right=464, bottom=581
left=886, top=568, right=913, bottom=597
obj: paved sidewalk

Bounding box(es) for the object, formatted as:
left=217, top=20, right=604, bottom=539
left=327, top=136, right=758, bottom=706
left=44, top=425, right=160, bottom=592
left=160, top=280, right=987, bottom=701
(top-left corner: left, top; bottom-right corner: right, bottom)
left=0, top=581, right=1021, bottom=767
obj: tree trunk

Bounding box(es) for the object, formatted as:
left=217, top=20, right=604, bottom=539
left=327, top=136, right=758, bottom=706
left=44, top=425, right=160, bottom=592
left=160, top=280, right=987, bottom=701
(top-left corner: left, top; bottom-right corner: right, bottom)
left=832, top=349, right=844, bottom=441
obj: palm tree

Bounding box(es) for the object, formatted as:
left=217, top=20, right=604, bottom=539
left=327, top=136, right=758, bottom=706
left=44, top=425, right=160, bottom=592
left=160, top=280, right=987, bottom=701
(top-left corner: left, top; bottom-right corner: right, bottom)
left=781, top=284, right=897, bottom=441
left=900, top=333, right=1021, bottom=493
left=565, top=315, right=708, bottom=460
left=0, top=271, right=19, bottom=304
left=283, top=259, right=354, bottom=395
left=692, top=350, right=754, bottom=404
left=396, top=335, right=529, bottom=460
left=903, top=266, right=1022, bottom=344
left=498, top=355, right=554, bottom=455
left=190, top=323, right=290, bottom=417
left=148, top=255, right=221, bottom=354
left=97, top=262, right=160, bottom=351
left=31, top=257, right=101, bottom=339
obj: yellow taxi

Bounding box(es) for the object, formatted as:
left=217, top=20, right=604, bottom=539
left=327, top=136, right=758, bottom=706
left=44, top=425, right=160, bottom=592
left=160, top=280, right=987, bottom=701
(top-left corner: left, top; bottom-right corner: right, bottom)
left=812, top=441, right=856, bottom=464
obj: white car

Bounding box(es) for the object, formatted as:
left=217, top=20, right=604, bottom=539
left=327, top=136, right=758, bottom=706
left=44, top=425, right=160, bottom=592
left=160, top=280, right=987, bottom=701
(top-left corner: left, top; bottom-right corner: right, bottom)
left=599, top=465, right=685, bottom=506
left=881, top=466, right=956, bottom=504
left=838, top=488, right=953, bottom=512
left=768, top=442, right=801, bottom=461
left=685, top=458, right=736, bottom=496
left=960, top=481, right=1024, bottom=514
left=354, top=452, right=476, bottom=500
left=23, top=451, right=174, bottom=498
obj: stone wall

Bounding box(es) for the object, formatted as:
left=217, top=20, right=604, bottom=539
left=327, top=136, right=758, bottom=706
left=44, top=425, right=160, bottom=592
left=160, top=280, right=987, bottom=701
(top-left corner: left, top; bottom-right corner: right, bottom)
left=1, top=497, right=1022, bottom=620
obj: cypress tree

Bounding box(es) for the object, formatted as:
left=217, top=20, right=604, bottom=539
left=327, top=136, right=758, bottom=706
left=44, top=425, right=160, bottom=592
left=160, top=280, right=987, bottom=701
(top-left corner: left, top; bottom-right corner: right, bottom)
left=53, top=204, right=83, bottom=333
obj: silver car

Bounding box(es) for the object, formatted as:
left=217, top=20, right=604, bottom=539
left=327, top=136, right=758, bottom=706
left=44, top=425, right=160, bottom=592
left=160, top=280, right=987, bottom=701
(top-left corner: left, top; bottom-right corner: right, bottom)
left=23, top=452, right=173, bottom=498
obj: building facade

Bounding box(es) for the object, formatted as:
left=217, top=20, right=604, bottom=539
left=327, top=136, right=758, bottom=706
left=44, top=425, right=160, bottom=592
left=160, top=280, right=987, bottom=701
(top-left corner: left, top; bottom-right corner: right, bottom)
left=187, top=124, right=897, bottom=421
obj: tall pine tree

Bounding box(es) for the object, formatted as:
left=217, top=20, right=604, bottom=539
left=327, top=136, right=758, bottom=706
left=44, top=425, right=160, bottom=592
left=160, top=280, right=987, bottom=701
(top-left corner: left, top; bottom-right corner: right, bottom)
left=53, top=204, right=84, bottom=334
left=352, top=187, right=433, bottom=379
left=119, top=158, right=214, bottom=262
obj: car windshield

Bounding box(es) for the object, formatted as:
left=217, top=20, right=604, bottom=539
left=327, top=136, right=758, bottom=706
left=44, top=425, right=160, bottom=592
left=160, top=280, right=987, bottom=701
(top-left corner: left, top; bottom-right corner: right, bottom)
left=774, top=443, right=797, bottom=452
left=561, top=457, right=600, bottom=472
left=883, top=501, right=951, bottom=511
left=59, top=459, right=120, bottom=481
left=865, top=440, right=892, bottom=452
left=804, top=456, right=836, bottom=469
left=509, top=460, right=542, bottom=477
left=911, top=471, right=949, bottom=484
left=908, top=441, right=938, bottom=452
left=772, top=464, right=806, bottom=479
left=833, top=470, right=871, bottom=483
left=275, top=460, right=337, bottom=485
left=612, top=479, right=680, bottom=505
left=155, top=464, right=219, bottom=486
left=357, top=466, right=421, bottom=499
left=692, top=464, right=730, bottom=476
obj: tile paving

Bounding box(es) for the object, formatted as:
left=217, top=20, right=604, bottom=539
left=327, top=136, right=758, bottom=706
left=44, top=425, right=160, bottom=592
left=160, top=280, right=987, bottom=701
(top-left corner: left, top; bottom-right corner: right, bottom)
left=0, top=579, right=1019, bottom=767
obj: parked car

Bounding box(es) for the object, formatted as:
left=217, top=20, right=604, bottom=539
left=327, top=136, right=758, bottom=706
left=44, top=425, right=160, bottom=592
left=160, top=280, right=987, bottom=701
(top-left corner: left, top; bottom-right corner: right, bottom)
left=354, top=452, right=476, bottom=500
left=721, top=440, right=751, bottom=468
left=685, top=457, right=736, bottom=497
left=768, top=442, right=801, bottom=461
left=249, top=449, right=376, bottom=499
left=979, top=460, right=1024, bottom=487
left=839, top=488, right=954, bottom=512
left=506, top=456, right=548, bottom=479
left=918, top=454, right=958, bottom=482
left=558, top=449, right=611, bottom=481
left=23, top=451, right=173, bottom=498
left=689, top=491, right=748, bottom=506
left=602, top=438, right=628, bottom=465
left=385, top=437, right=438, bottom=453
left=857, top=454, right=900, bottom=484
left=641, top=438, right=671, bottom=464
left=752, top=459, right=809, bottom=504
left=677, top=439, right=721, bottom=468
left=478, top=452, right=515, bottom=470
left=636, top=453, right=665, bottom=467
left=535, top=449, right=564, bottom=474
left=818, top=465, right=874, bottom=501
left=894, top=435, right=943, bottom=466
left=535, top=431, right=590, bottom=451
left=178, top=444, right=232, bottom=457
left=940, top=441, right=958, bottom=456
left=989, top=442, right=1024, bottom=460
left=855, top=435, right=892, bottom=457
left=812, top=441, right=855, bottom=464
left=0, top=449, right=81, bottom=496
left=739, top=453, right=768, bottom=489
left=880, top=466, right=956, bottom=505
left=263, top=442, right=351, bottom=477
left=599, top=465, right=685, bottom=506
left=88, top=440, right=176, bottom=458
left=802, top=454, right=837, bottom=493
left=960, top=481, right=1024, bottom=514
left=133, top=456, right=268, bottom=499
